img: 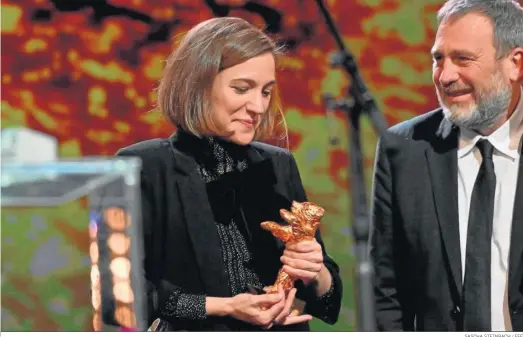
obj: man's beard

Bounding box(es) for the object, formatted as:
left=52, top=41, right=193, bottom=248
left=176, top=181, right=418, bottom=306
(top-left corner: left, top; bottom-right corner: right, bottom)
left=437, top=71, right=511, bottom=131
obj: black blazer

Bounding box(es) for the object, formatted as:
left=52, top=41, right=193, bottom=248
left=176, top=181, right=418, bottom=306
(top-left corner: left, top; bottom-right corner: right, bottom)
left=115, top=131, right=342, bottom=331
left=370, top=109, right=523, bottom=331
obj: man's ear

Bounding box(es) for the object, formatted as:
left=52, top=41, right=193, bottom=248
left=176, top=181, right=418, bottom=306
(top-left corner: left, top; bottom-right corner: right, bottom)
left=508, top=47, right=523, bottom=82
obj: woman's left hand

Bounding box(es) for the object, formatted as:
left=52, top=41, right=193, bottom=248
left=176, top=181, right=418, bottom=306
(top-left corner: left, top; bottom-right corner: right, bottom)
left=280, top=238, right=324, bottom=286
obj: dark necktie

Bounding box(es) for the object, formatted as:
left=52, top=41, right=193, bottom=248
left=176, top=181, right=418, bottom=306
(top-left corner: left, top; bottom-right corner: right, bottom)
left=462, top=139, right=496, bottom=331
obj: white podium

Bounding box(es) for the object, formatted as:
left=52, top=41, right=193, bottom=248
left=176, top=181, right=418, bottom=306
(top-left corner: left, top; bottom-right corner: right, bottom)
left=1, top=157, right=147, bottom=332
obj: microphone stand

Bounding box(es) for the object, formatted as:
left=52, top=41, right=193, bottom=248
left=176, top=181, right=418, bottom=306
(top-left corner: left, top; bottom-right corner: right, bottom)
left=315, top=0, right=389, bottom=331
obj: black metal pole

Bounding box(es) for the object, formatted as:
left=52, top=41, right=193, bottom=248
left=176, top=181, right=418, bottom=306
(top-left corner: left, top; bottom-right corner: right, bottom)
left=315, top=0, right=389, bottom=331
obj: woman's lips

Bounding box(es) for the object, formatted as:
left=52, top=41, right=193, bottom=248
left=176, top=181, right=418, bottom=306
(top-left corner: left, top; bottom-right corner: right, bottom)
left=237, top=119, right=254, bottom=127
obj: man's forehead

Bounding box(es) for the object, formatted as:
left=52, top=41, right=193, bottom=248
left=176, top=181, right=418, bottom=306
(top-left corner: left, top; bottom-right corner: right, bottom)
left=432, top=13, right=495, bottom=52
left=436, top=12, right=494, bottom=38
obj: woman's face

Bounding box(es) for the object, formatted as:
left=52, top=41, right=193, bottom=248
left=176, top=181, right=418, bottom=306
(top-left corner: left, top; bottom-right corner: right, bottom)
left=210, top=52, right=276, bottom=145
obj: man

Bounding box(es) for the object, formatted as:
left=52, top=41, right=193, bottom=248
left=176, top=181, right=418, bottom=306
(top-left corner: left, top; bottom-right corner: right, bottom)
left=371, top=0, right=523, bottom=331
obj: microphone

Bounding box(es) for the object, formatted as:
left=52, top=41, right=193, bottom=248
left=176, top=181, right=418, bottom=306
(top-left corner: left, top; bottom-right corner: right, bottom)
left=322, top=93, right=354, bottom=146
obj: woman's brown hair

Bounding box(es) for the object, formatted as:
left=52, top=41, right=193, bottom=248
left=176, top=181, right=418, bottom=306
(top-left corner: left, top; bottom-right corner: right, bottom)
left=157, top=17, right=285, bottom=141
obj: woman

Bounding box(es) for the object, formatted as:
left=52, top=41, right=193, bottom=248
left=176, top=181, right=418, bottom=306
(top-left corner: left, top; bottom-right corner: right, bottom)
left=116, top=17, right=342, bottom=331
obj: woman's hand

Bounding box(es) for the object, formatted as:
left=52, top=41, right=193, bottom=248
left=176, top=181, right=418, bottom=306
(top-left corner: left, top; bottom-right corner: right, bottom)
left=281, top=239, right=324, bottom=286
left=226, top=290, right=286, bottom=328
left=210, top=286, right=312, bottom=329
left=272, top=288, right=312, bottom=326
left=281, top=238, right=333, bottom=297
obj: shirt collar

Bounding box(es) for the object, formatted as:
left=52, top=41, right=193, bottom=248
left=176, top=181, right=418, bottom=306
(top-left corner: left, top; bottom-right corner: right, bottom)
left=458, top=85, right=523, bottom=160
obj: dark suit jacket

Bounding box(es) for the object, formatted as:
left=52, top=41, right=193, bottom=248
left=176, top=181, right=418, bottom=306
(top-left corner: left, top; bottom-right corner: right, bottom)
left=114, top=131, right=342, bottom=331
left=370, top=109, right=523, bottom=331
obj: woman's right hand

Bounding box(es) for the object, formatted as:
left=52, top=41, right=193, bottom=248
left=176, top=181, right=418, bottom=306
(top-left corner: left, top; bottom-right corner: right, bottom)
left=228, top=288, right=313, bottom=329
left=206, top=287, right=313, bottom=329
left=227, top=290, right=286, bottom=328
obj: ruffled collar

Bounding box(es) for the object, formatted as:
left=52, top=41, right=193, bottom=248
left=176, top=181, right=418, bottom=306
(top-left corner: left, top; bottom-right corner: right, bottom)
left=175, top=129, right=249, bottom=183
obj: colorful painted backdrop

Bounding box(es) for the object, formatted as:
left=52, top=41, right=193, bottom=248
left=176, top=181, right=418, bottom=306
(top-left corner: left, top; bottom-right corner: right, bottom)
left=2, top=0, right=447, bottom=331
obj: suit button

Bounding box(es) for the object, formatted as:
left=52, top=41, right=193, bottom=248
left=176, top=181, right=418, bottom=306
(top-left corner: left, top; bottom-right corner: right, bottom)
left=451, top=305, right=461, bottom=320
left=510, top=305, right=518, bottom=315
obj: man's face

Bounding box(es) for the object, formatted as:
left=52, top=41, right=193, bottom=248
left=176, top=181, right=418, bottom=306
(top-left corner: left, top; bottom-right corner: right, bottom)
left=431, top=12, right=512, bottom=130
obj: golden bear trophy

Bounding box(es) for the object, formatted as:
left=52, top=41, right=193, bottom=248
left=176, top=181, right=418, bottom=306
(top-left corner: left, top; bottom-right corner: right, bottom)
left=260, top=201, right=325, bottom=294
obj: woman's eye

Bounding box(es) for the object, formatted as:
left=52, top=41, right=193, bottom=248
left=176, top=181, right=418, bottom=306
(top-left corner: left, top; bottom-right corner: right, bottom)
left=262, top=91, right=272, bottom=97
left=233, top=87, right=249, bottom=94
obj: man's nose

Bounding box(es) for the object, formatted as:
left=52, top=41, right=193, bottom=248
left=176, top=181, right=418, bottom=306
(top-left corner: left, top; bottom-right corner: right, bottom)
left=438, top=60, right=460, bottom=87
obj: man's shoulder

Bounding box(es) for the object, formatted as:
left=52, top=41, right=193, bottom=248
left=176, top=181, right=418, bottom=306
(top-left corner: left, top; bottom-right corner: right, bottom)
left=388, top=108, right=445, bottom=139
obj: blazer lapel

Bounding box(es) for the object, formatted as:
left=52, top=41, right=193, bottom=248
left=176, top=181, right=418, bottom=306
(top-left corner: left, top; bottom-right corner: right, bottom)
left=243, top=145, right=288, bottom=250
left=425, top=118, right=462, bottom=300
left=168, top=135, right=230, bottom=297
left=509, top=137, right=523, bottom=292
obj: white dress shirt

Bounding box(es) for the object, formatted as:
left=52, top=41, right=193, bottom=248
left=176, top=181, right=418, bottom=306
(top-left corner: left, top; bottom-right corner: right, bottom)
left=457, top=86, right=523, bottom=331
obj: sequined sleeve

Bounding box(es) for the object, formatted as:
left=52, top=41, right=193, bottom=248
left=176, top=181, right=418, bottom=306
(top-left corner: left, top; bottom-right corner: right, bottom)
left=159, top=290, right=207, bottom=321
left=302, top=269, right=340, bottom=324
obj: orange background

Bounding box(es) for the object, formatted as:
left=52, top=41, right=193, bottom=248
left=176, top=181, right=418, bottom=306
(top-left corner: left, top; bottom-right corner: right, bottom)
left=2, top=0, right=452, bottom=331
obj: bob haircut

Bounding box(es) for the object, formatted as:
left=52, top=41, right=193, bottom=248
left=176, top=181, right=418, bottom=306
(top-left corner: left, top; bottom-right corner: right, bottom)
left=157, top=17, right=285, bottom=141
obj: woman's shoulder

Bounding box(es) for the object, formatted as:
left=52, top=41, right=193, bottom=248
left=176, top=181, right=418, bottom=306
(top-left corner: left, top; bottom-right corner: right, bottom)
left=116, top=138, right=171, bottom=159
left=250, top=141, right=292, bottom=159
left=115, top=138, right=176, bottom=176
